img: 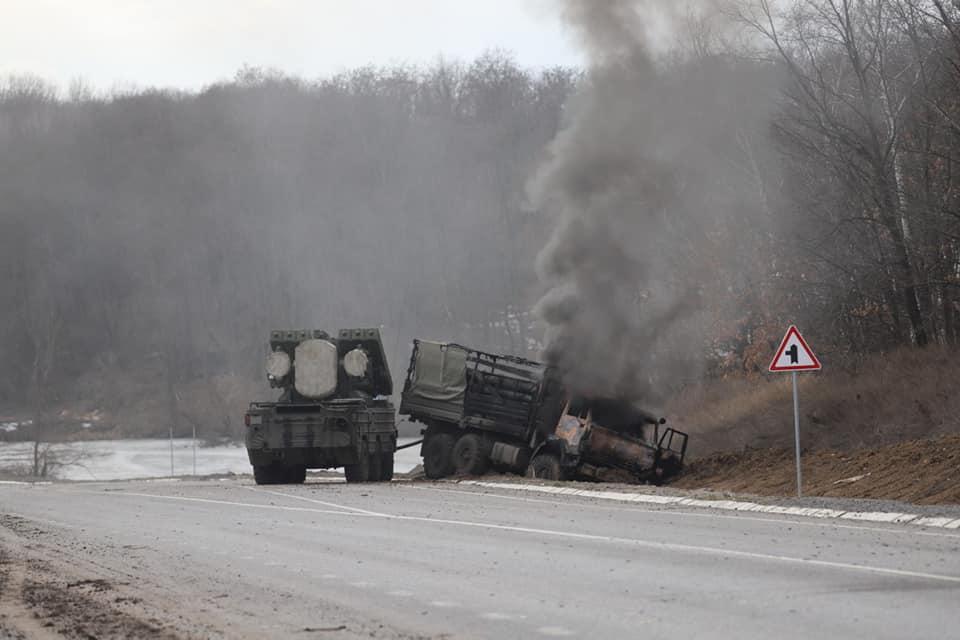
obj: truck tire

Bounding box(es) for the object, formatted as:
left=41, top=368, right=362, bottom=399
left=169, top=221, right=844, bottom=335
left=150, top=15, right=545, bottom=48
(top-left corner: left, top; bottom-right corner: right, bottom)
left=369, top=442, right=384, bottom=483
left=344, top=451, right=371, bottom=483
left=527, top=453, right=565, bottom=481
left=253, top=464, right=282, bottom=485
left=422, top=433, right=456, bottom=479
left=380, top=452, right=395, bottom=481
left=452, top=434, right=489, bottom=476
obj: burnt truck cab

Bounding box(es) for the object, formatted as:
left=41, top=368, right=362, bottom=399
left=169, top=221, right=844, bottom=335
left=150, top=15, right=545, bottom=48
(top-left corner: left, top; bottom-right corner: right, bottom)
left=244, top=328, right=397, bottom=485
left=528, top=397, right=688, bottom=484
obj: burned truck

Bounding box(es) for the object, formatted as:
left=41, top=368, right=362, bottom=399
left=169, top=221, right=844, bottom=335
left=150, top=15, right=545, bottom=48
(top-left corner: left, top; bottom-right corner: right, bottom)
left=244, top=328, right=397, bottom=484
left=398, top=340, right=687, bottom=483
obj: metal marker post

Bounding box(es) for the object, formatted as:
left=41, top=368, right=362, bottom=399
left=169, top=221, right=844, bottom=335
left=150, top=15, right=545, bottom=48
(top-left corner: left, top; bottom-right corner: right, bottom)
left=769, top=326, right=821, bottom=500
left=192, top=424, right=197, bottom=476
left=169, top=426, right=174, bottom=477
left=792, top=371, right=802, bottom=497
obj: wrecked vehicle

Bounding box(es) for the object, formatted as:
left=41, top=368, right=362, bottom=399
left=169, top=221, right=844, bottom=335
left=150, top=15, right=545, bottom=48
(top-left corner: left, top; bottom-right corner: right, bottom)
left=398, top=339, right=687, bottom=482
left=244, top=328, right=397, bottom=484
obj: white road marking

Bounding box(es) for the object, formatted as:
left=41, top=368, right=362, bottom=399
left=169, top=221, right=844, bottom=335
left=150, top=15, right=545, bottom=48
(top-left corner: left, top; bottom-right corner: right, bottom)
left=321, top=574, right=338, bottom=579
left=537, top=626, right=575, bottom=636
left=388, top=590, right=415, bottom=597
left=245, top=486, right=383, bottom=516
left=350, top=581, right=372, bottom=589
left=94, top=489, right=960, bottom=585
left=460, top=481, right=960, bottom=531
left=428, top=600, right=460, bottom=608
left=98, top=491, right=363, bottom=517
left=481, top=612, right=526, bottom=621
left=913, top=516, right=959, bottom=527
left=406, top=485, right=960, bottom=539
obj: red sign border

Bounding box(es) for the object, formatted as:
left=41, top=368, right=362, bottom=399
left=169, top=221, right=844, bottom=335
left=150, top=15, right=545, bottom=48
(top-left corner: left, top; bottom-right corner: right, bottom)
left=769, top=325, right=822, bottom=372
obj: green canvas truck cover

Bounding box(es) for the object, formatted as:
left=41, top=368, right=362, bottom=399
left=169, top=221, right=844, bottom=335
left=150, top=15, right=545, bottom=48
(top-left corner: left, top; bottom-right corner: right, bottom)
left=408, top=341, right=468, bottom=405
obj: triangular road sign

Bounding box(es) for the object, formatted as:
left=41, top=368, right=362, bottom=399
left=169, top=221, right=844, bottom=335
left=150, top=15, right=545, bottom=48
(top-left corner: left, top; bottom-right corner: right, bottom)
left=769, top=325, right=821, bottom=372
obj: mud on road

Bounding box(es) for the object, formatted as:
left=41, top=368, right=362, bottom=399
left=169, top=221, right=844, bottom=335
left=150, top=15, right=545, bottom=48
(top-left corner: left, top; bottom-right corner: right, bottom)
left=0, top=504, right=433, bottom=640
left=0, top=515, right=183, bottom=639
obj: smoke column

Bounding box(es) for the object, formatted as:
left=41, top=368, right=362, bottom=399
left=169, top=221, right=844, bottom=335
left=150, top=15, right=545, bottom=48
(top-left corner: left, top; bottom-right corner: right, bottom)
left=531, top=0, right=719, bottom=402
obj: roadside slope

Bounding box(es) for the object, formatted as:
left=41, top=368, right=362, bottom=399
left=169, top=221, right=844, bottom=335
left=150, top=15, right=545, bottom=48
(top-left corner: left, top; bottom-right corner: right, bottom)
left=668, top=346, right=959, bottom=456
left=670, top=433, right=960, bottom=505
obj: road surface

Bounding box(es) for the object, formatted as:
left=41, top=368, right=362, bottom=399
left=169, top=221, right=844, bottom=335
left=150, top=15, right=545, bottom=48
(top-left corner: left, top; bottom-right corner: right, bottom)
left=1, top=478, right=958, bottom=638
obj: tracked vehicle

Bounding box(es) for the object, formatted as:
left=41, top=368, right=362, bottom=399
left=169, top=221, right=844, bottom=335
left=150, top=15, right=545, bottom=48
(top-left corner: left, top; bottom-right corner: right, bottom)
left=244, top=328, right=397, bottom=484
left=399, top=340, right=687, bottom=482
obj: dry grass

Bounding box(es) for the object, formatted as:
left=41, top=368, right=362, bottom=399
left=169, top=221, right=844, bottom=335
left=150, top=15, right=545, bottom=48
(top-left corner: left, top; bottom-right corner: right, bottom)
left=667, top=346, right=960, bottom=457
left=672, top=433, right=960, bottom=505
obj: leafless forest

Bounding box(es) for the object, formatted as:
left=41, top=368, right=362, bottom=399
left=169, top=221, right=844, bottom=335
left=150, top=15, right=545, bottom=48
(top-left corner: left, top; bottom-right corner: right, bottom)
left=2, top=0, right=959, bottom=441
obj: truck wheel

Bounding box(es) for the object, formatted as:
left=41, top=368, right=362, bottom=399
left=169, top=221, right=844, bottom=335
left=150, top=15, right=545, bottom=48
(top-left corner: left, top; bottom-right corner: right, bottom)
left=369, top=442, right=384, bottom=483
left=344, top=452, right=370, bottom=483
left=452, top=434, right=489, bottom=476
left=527, top=453, right=565, bottom=481
left=422, top=433, right=456, bottom=479
left=380, top=453, right=394, bottom=481
left=253, top=464, right=281, bottom=485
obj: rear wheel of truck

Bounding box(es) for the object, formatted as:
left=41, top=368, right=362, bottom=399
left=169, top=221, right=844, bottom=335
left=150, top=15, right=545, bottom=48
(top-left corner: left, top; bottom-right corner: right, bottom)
left=452, top=434, right=489, bottom=476
left=526, top=453, right=565, bottom=481
left=344, top=451, right=371, bottom=483
left=422, top=433, right=456, bottom=479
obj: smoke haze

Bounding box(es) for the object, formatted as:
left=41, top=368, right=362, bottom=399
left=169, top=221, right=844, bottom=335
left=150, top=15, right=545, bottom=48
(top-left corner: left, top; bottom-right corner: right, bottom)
left=531, top=0, right=778, bottom=403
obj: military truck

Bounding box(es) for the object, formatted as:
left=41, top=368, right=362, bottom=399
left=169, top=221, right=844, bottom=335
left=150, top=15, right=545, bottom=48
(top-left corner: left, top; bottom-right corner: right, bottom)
left=398, top=340, right=687, bottom=483
left=244, top=328, right=397, bottom=484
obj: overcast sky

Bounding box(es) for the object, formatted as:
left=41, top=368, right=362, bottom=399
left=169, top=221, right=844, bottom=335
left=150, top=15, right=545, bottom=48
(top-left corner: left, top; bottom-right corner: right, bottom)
left=0, top=0, right=583, bottom=91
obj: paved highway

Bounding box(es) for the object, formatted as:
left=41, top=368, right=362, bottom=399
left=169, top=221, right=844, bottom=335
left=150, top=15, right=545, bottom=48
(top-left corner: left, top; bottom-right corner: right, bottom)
left=1, top=478, right=958, bottom=638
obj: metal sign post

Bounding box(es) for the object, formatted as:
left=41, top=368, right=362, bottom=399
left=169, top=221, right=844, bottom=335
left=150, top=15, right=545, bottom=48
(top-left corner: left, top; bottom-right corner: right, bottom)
left=769, top=326, right=821, bottom=498
left=792, top=371, right=801, bottom=496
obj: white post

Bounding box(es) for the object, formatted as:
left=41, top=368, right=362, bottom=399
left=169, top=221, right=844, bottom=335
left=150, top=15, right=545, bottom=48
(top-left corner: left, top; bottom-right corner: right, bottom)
left=169, top=426, right=174, bottom=477
left=792, top=371, right=802, bottom=498
left=192, top=424, right=197, bottom=476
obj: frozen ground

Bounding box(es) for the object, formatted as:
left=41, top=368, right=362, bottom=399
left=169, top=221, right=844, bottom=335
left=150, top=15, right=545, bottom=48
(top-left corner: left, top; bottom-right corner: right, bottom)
left=0, top=437, right=421, bottom=481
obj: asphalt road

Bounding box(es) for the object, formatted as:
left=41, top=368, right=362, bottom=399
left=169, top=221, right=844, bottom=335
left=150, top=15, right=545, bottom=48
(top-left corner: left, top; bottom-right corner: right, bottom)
left=1, top=478, right=958, bottom=639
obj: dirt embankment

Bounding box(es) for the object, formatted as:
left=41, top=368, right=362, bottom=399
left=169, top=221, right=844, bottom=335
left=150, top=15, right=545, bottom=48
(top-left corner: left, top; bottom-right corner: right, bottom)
left=671, top=433, right=960, bottom=505
left=668, top=346, right=960, bottom=456
left=662, top=346, right=960, bottom=504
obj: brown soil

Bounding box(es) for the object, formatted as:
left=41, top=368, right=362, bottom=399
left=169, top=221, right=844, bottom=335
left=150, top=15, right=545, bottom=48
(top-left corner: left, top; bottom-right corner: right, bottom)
left=670, top=433, right=960, bottom=505
left=0, top=516, right=184, bottom=640
left=667, top=346, right=960, bottom=457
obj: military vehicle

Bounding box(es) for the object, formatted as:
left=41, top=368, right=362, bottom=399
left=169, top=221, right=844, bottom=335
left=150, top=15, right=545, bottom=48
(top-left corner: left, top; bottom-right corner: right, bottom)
left=398, top=340, right=687, bottom=482
left=244, top=328, right=397, bottom=484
